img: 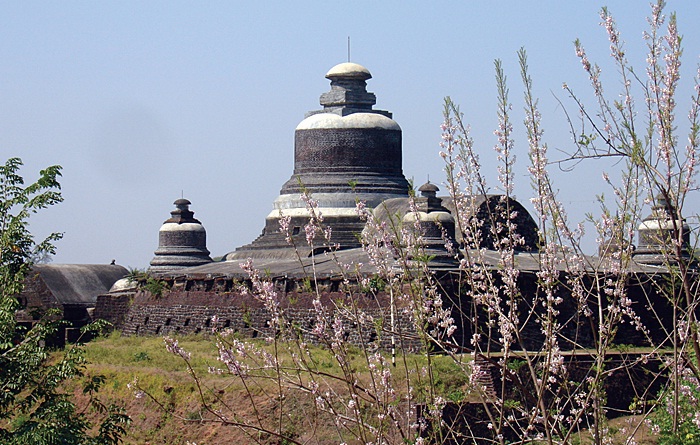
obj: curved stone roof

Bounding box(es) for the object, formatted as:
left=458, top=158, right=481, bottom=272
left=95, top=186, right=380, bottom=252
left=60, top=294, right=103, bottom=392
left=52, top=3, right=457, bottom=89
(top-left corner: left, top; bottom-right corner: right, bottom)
left=155, top=245, right=627, bottom=281
left=28, top=264, right=128, bottom=305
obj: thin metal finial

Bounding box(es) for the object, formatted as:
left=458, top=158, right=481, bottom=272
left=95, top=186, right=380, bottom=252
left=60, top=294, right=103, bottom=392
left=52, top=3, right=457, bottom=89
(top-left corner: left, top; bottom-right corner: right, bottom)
left=347, top=36, right=350, bottom=62
left=181, top=190, right=184, bottom=199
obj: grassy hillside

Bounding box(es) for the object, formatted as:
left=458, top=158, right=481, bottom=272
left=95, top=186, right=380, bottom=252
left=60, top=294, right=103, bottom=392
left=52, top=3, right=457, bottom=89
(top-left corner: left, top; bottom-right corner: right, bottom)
left=72, top=332, right=659, bottom=445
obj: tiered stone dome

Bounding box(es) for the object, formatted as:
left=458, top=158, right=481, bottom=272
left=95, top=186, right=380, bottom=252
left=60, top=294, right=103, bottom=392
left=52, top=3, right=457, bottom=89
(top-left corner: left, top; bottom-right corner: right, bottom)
left=227, top=62, right=410, bottom=259
left=277, top=61, right=409, bottom=207
left=149, top=199, right=213, bottom=272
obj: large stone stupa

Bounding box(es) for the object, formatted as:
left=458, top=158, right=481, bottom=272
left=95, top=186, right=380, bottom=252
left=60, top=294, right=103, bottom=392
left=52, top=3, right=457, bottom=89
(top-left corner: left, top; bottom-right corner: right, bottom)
left=226, top=62, right=410, bottom=260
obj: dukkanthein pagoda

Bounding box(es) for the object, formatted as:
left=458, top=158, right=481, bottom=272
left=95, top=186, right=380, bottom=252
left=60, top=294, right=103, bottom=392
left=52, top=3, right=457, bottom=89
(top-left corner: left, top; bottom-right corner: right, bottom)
left=97, top=61, right=690, bottom=355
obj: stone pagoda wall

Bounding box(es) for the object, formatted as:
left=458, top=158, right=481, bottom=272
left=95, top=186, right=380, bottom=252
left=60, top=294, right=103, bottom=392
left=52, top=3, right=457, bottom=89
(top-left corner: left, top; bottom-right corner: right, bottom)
left=110, top=277, right=424, bottom=352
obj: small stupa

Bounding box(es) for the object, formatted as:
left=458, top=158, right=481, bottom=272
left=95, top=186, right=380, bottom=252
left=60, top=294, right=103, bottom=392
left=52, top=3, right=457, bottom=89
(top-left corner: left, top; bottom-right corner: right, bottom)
left=149, top=199, right=213, bottom=273
left=401, top=181, right=460, bottom=268
left=633, top=195, right=692, bottom=265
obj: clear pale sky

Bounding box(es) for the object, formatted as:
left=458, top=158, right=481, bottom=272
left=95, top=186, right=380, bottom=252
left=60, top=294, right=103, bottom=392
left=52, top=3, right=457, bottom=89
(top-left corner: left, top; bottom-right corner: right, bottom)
left=2, top=1, right=699, bottom=269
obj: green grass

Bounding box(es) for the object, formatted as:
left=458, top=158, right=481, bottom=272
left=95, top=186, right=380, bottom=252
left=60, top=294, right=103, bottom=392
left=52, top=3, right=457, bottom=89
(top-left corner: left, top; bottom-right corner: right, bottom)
left=87, top=330, right=466, bottom=369
left=85, top=330, right=220, bottom=372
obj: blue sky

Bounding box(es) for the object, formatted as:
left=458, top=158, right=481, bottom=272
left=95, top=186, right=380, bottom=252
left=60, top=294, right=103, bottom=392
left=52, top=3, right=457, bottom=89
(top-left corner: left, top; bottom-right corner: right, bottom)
left=2, top=1, right=699, bottom=268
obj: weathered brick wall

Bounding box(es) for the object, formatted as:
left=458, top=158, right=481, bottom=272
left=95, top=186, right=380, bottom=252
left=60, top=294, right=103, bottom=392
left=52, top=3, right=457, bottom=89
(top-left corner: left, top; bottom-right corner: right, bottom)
left=93, top=292, right=134, bottom=327
left=121, top=303, right=421, bottom=351
left=105, top=269, right=684, bottom=353
left=116, top=280, right=424, bottom=351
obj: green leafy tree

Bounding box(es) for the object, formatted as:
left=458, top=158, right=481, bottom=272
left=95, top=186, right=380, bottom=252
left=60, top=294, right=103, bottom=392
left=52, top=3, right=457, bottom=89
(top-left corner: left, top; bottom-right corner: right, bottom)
left=0, top=157, right=129, bottom=444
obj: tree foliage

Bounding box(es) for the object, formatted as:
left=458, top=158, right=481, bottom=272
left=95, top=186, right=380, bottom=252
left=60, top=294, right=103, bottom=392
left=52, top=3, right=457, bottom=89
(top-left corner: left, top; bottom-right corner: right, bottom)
left=0, top=157, right=129, bottom=444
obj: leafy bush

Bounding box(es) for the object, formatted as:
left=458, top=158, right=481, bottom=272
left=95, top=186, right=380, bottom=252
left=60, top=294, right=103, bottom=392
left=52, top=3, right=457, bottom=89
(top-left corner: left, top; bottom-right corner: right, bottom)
left=0, top=158, right=130, bottom=444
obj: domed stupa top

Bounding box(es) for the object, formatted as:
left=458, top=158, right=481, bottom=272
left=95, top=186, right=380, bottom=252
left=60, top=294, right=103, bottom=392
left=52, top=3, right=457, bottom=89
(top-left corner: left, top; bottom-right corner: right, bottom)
left=167, top=198, right=199, bottom=223
left=325, top=62, right=372, bottom=80
left=418, top=181, right=440, bottom=199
